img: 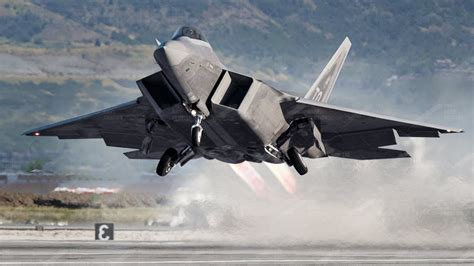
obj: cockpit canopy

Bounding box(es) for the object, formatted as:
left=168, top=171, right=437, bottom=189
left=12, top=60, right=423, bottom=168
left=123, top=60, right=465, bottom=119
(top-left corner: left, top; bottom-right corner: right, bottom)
left=171, top=26, right=208, bottom=42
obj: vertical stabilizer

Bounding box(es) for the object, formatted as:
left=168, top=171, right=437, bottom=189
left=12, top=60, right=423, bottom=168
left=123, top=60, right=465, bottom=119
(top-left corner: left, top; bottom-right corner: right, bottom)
left=304, top=37, right=351, bottom=102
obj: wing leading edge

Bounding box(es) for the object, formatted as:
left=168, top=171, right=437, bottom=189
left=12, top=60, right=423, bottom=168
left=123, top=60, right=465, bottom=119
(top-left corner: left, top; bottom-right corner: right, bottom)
left=281, top=98, right=462, bottom=160
left=24, top=97, right=187, bottom=159
left=24, top=100, right=144, bottom=139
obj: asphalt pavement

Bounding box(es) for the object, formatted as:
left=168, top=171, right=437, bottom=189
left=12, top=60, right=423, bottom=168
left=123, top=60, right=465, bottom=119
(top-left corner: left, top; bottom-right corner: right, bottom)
left=0, top=239, right=473, bottom=265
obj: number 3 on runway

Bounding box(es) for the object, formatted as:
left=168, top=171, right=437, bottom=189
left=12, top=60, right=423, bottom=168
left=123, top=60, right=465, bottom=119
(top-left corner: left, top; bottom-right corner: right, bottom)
left=95, top=223, right=114, bottom=240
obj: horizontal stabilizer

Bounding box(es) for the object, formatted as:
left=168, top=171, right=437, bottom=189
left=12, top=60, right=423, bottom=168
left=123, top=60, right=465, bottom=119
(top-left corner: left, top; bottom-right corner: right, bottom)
left=331, top=148, right=410, bottom=160
left=124, top=150, right=163, bottom=160
left=325, top=128, right=396, bottom=151
left=124, top=150, right=146, bottom=159
left=396, top=127, right=440, bottom=137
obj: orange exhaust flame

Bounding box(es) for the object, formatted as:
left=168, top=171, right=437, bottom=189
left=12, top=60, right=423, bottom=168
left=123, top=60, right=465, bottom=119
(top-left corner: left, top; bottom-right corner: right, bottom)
left=229, top=162, right=268, bottom=198
left=264, top=162, right=297, bottom=194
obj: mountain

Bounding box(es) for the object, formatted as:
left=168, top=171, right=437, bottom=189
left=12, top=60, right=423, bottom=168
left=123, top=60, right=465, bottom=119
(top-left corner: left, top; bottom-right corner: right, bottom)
left=0, top=0, right=472, bottom=74
left=0, top=0, right=472, bottom=172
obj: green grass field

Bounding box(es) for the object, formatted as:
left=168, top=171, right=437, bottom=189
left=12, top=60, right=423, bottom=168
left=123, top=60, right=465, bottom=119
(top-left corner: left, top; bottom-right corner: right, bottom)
left=0, top=206, right=169, bottom=224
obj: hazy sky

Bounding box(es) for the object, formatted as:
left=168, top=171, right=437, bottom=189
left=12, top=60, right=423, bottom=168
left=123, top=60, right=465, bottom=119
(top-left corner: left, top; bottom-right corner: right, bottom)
left=0, top=1, right=472, bottom=246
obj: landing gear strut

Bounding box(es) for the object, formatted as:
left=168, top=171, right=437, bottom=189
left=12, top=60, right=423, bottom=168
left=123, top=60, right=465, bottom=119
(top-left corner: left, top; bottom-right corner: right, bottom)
left=156, top=148, right=178, bottom=176
left=287, top=147, right=308, bottom=175
left=191, top=110, right=204, bottom=147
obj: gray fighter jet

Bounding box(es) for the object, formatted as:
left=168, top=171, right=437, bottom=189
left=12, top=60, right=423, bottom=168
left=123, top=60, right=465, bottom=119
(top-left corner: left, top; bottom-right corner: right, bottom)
left=25, top=26, right=463, bottom=176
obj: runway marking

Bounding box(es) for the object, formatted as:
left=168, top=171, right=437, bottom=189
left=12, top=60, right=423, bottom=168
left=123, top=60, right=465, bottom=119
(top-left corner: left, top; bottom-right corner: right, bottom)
left=1, top=251, right=472, bottom=257
left=1, top=258, right=473, bottom=264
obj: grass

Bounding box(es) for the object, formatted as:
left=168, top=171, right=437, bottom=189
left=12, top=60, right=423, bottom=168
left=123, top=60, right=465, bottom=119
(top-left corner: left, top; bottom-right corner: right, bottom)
left=0, top=206, right=169, bottom=224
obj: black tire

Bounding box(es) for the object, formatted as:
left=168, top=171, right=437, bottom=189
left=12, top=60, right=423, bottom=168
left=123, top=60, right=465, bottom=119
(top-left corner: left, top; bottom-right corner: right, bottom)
left=287, top=147, right=308, bottom=175
left=156, top=148, right=178, bottom=176
left=191, top=125, right=202, bottom=147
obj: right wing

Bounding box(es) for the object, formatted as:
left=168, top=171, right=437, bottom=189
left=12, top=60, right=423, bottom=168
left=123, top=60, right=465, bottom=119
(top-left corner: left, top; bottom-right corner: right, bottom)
left=282, top=98, right=463, bottom=160
left=24, top=97, right=187, bottom=159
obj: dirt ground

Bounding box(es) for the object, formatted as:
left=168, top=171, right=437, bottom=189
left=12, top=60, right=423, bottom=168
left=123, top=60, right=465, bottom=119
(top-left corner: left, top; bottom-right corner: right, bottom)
left=0, top=190, right=165, bottom=208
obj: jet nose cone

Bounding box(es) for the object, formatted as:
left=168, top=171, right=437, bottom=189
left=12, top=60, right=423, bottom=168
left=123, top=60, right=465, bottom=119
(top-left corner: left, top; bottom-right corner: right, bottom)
left=154, top=44, right=188, bottom=68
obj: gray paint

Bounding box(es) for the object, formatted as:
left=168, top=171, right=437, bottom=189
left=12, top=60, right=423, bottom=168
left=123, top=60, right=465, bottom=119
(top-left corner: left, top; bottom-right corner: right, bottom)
left=24, top=26, right=463, bottom=173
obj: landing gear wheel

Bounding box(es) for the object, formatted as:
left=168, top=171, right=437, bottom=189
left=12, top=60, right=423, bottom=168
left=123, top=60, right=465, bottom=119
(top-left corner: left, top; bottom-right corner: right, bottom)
left=156, top=148, right=178, bottom=176
left=287, top=147, right=308, bottom=175
left=191, top=125, right=203, bottom=147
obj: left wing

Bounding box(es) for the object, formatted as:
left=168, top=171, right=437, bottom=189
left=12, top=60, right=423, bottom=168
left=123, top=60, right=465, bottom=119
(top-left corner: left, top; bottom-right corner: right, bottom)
left=24, top=97, right=187, bottom=159
left=281, top=98, right=463, bottom=160
left=25, top=98, right=149, bottom=139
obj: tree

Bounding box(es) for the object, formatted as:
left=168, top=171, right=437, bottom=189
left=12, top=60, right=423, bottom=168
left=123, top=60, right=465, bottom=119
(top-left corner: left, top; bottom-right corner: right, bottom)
left=23, top=160, right=44, bottom=173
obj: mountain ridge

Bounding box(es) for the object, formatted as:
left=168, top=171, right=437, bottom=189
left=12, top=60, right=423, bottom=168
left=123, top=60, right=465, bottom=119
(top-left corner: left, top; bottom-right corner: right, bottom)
left=0, top=0, right=472, bottom=74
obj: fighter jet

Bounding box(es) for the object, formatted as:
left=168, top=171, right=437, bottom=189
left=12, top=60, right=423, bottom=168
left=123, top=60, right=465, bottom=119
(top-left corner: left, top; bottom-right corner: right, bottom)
left=25, top=26, right=463, bottom=176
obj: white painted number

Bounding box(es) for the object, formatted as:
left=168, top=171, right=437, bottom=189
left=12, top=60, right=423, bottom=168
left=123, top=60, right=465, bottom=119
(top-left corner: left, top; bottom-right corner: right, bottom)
left=98, top=224, right=110, bottom=240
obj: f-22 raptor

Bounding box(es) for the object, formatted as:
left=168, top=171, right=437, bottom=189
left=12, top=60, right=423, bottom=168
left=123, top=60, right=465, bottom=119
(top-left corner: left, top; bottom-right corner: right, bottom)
left=25, top=26, right=463, bottom=176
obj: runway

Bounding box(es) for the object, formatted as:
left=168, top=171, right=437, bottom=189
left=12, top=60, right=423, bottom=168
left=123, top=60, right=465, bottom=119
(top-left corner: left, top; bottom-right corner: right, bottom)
left=0, top=240, right=473, bottom=265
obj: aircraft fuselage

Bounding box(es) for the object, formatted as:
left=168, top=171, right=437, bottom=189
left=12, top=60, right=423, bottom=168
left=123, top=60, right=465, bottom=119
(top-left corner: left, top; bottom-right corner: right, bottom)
left=141, top=28, right=297, bottom=164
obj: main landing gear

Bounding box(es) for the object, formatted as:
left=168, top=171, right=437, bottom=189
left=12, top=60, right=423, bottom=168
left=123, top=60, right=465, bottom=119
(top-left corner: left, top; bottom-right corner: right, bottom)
left=156, top=108, right=205, bottom=177
left=191, top=110, right=204, bottom=147
left=156, top=148, right=178, bottom=176
left=287, top=147, right=308, bottom=175
left=156, top=146, right=194, bottom=176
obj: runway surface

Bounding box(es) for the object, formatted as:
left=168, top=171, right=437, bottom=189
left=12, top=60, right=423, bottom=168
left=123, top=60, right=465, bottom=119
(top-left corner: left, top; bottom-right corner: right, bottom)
left=1, top=240, right=473, bottom=265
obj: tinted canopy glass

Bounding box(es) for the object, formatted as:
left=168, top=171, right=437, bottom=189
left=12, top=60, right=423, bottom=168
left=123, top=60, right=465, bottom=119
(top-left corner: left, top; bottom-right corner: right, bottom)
left=171, top=26, right=208, bottom=42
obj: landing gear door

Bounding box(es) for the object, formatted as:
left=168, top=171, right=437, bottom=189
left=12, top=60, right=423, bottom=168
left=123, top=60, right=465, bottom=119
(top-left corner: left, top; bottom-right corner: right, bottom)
left=137, top=71, right=181, bottom=116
